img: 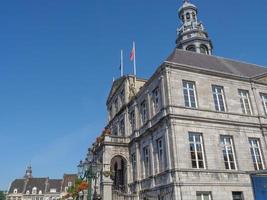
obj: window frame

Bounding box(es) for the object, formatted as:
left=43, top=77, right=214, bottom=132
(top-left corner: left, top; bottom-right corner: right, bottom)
left=183, top=80, right=198, bottom=108
left=238, top=89, right=252, bottom=115
left=143, top=146, right=150, bottom=177
left=232, top=191, right=244, bottom=200
left=189, top=132, right=206, bottom=169
left=260, top=93, right=267, bottom=115
left=131, top=153, right=137, bottom=180
left=220, top=135, right=237, bottom=170
left=156, top=137, right=165, bottom=172
left=212, top=85, right=226, bottom=112
left=140, top=100, right=148, bottom=125
left=152, top=87, right=161, bottom=115
left=119, top=117, right=125, bottom=136
left=249, top=138, right=265, bottom=170
left=196, top=191, right=212, bottom=200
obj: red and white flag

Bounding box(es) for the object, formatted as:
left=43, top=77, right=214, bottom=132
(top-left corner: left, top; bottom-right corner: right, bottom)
left=130, top=41, right=136, bottom=76
left=130, top=45, right=135, bottom=61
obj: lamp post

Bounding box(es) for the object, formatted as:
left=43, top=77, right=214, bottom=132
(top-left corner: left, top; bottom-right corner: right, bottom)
left=77, top=149, right=102, bottom=200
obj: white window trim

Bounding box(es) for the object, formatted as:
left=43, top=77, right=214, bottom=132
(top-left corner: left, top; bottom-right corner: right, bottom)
left=239, top=90, right=252, bottom=115
left=249, top=138, right=265, bottom=170
left=189, top=133, right=206, bottom=169
left=212, top=85, right=226, bottom=112
left=261, top=93, right=267, bottom=115
left=221, top=136, right=237, bottom=170
left=197, top=192, right=212, bottom=200
left=183, top=81, right=198, bottom=108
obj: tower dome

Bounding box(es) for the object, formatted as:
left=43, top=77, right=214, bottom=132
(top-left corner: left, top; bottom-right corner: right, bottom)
left=176, top=0, right=213, bottom=55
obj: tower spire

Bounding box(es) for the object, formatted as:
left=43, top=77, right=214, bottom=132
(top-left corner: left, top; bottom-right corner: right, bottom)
left=24, top=164, right=32, bottom=178
left=176, top=0, right=213, bottom=55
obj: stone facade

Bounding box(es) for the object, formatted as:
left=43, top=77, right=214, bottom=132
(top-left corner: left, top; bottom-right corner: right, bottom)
left=88, top=1, right=267, bottom=200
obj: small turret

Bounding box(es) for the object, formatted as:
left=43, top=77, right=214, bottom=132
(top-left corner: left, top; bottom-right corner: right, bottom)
left=24, top=165, right=32, bottom=179
left=176, top=0, right=213, bottom=55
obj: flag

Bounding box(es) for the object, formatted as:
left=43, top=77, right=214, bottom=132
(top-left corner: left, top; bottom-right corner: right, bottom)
left=130, top=45, right=135, bottom=61
left=119, top=50, right=123, bottom=77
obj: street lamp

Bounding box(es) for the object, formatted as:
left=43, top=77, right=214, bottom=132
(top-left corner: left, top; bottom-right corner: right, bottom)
left=77, top=149, right=102, bottom=200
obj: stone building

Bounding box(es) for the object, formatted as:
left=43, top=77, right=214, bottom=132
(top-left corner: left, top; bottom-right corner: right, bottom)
left=7, top=166, right=77, bottom=200
left=87, top=0, right=267, bottom=199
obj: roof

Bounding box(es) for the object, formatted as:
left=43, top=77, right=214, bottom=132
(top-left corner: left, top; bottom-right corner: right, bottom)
left=8, top=179, right=25, bottom=193
left=165, top=49, right=267, bottom=79
left=62, top=174, right=77, bottom=188
left=47, top=179, right=62, bottom=193
left=24, top=178, right=47, bottom=194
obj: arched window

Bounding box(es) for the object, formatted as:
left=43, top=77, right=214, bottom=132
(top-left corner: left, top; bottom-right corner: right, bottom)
left=181, top=15, right=185, bottom=23
left=186, top=12, right=190, bottom=21
left=192, top=12, right=196, bottom=21
left=200, top=45, right=209, bottom=54
left=186, top=45, right=196, bottom=52
left=32, top=187, right=37, bottom=195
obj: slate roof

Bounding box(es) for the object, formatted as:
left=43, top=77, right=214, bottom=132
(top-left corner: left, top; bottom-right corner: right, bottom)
left=166, top=49, right=267, bottom=78
left=8, top=179, right=25, bottom=193
left=62, top=174, right=77, bottom=189
left=47, top=179, right=62, bottom=193
left=24, top=178, right=47, bottom=194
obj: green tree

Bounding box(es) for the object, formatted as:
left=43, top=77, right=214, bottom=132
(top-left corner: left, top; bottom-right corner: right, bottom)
left=0, top=191, right=6, bottom=200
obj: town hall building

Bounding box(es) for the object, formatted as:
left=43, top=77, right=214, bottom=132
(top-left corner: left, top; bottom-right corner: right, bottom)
left=85, top=0, right=267, bottom=199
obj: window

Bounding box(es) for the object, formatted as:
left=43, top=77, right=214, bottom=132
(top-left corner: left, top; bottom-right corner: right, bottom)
left=212, top=85, right=226, bottom=112
left=189, top=133, right=205, bottom=169
left=129, top=110, right=136, bottom=131
left=120, top=89, right=125, bottom=105
left=13, top=189, right=18, bottom=194
left=186, top=12, right=190, bottom=20
left=119, top=117, right=125, bottom=135
left=131, top=153, right=137, bottom=180
left=152, top=87, right=161, bottom=115
left=249, top=138, right=264, bottom=170
left=186, top=45, right=196, bottom=52
left=114, top=98, right=118, bottom=113
left=196, top=192, right=212, bottom=200
left=156, top=137, right=165, bottom=172
left=220, top=136, right=237, bottom=170
left=32, top=187, right=37, bottom=195
left=112, top=124, right=118, bottom=136
left=68, top=181, right=72, bottom=187
left=183, top=80, right=197, bottom=108
left=38, top=190, right=42, bottom=195
left=200, top=45, right=209, bottom=54
left=140, top=100, right=148, bottom=125
left=239, top=89, right=252, bottom=115
left=192, top=12, right=196, bottom=21
left=232, top=192, right=243, bottom=200
left=143, top=146, right=150, bottom=177
left=260, top=93, right=267, bottom=115
left=108, top=106, right=112, bottom=120
left=50, top=189, right=56, bottom=193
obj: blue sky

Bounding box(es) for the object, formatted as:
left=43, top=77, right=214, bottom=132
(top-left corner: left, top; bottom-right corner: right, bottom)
left=0, top=0, right=267, bottom=190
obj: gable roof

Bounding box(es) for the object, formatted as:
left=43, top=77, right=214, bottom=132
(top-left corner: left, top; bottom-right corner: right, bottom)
left=166, top=49, right=267, bottom=78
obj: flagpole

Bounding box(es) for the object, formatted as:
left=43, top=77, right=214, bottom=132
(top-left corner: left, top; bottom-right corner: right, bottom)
left=121, top=49, right=124, bottom=77
left=133, top=41, right=137, bottom=85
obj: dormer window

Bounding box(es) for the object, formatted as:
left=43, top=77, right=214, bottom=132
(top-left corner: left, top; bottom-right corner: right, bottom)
left=38, top=190, right=42, bottom=195
left=32, top=187, right=37, bottom=194
left=67, top=181, right=72, bottom=187
left=13, top=189, right=18, bottom=194
left=26, top=190, right=30, bottom=195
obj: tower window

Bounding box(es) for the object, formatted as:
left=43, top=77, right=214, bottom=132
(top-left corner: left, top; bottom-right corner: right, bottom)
left=192, top=12, right=196, bottom=21
left=200, top=45, right=209, bottom=54
left=186, top=12, right=190, bottom=20
left=186, top=45, right=196, bottom=52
